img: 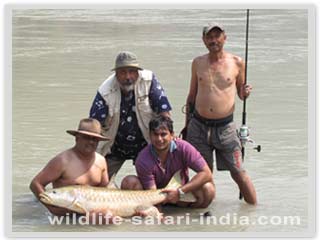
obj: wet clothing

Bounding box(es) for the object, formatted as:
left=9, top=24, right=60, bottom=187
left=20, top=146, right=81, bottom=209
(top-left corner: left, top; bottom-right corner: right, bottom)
left=186, top=111, right=243, bottom=173
left=135, top=139, right=207, bottom=189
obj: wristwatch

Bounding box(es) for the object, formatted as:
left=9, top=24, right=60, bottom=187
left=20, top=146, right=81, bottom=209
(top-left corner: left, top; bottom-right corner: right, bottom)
left=177, top=188, right=185, bottom=199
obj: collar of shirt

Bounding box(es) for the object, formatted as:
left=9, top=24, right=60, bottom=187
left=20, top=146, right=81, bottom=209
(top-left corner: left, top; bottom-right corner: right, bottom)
left=150, top=140, right=177, bottom=162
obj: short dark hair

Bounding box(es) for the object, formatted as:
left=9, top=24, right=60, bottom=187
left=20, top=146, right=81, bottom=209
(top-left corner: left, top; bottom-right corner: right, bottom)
left=149, top=115, right=174, bottom=134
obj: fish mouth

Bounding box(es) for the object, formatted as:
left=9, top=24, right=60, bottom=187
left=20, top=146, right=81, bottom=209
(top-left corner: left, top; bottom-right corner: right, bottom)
left=39, top=192, right=53, bottom=205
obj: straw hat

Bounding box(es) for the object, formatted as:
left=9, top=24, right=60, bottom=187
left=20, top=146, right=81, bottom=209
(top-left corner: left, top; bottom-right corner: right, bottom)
left=66, top=118, right=108, bottom=141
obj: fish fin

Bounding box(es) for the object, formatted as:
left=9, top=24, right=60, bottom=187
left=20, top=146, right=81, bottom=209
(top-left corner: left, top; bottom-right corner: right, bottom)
left=135, top=205, right=163, bottom=219
left=164, top=171, right=182, bottom=190
left=72, top=201, right=87, bottom=214
left=164, top=171, right=197, bottom=203
left=106, top=174, right=119, bottom=189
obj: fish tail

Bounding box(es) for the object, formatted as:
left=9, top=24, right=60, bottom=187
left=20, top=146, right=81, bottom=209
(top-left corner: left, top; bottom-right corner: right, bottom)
left=164, top=171, right=197, bottom=203
left=164, top=171, right=182, bottom=190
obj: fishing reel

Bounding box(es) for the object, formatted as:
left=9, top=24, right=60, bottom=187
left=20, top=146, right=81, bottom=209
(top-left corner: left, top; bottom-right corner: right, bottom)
left=238, top=125, right=261, bottom=152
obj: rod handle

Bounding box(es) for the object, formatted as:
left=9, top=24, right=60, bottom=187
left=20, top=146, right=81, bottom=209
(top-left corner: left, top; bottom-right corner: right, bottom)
left=254, top=145, right=261, bottom=152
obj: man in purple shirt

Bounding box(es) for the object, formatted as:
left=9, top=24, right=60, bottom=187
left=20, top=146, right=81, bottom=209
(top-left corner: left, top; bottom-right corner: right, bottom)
left=121, top=115, right=215, bottom=208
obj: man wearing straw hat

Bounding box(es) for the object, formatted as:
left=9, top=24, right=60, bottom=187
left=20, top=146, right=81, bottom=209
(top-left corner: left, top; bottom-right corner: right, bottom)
left=30, top=118, right=109, bottom=216
left=90, top=51, right=172, bottom=177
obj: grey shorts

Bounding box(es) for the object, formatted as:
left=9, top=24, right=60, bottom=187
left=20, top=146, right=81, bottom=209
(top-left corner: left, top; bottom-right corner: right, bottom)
left=186, top=115, right=243, bottom=173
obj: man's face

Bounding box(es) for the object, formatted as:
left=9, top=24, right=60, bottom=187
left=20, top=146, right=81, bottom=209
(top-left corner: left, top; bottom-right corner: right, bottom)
left=203, top=28, right=226, bottom=52
left=76, top=134, right=99, bottom=154
left=150, top=128, right=174, bottom=152
left=115, top=67, right=139, bottom=92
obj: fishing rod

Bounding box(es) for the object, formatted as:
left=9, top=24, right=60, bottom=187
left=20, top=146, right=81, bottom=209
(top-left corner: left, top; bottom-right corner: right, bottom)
left=238, top=9, right=261, bottom=200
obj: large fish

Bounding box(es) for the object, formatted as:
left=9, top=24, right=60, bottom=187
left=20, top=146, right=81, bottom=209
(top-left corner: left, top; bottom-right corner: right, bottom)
left=39, top=171, right=196, bottom=218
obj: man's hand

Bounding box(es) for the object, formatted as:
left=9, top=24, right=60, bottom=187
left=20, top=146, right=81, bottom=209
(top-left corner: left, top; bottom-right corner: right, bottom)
left=243, top=84, right=252, bottom=98
left=178, top=126, right=188, bottom=140
left=161, top=189, right=180, bottom=204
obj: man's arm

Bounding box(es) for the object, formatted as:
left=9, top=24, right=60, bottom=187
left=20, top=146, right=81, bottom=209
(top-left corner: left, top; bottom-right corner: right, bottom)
left=183, top=142, right=213, bottom=193
left=236, top=57, right=252, bottom=100
left=148, top=74, right=172, bottom=116
left=89, top=91, right=108, bottom=124
left=29, top=156, right=65, bottom=199
left=29, top=156, right=71, bottom=216
left=185, top=59, right=198, bottom=126
left=98, top=157, right=109, bottom=187
left=162, top=164, right=212, bottom=204
left=179, top=165, right=212, bottom=194
left=135, top=158, right=157, bottom=190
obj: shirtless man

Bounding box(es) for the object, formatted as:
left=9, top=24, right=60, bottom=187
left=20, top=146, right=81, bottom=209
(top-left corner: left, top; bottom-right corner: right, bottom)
left=30, top=118, right=109, bottom=215
left=185, top=23, right=257, bottom=204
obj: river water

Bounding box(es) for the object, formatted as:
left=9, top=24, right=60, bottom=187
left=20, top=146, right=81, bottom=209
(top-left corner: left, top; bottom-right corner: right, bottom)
left=11, top=8, right=311, bottom=235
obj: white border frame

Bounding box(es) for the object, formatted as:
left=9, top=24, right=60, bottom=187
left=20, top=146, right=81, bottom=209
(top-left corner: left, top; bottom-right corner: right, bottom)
left=3, top=4, right=316, bottom=238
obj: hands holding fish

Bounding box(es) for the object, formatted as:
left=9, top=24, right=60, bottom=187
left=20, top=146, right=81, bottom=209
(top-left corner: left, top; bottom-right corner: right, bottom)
left=161, top=189, right=180, bottom=204
left=44, top=203, right=74, bottom=216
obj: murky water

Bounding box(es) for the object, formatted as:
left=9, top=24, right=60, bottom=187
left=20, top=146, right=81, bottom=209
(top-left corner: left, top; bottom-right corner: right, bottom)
left=11, top=8, right=309, bottom=233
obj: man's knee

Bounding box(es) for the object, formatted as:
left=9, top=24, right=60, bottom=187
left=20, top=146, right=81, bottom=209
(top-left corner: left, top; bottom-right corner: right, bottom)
left=192, top=182, right=215, bottom=208
left=121, top=175, right=143, bottom=190
left=202, top=182, right=215, bottom=206
left=230, top=171, right=250, bottom=185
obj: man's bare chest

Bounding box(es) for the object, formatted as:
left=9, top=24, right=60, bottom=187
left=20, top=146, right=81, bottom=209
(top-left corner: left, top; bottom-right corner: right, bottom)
left=62, top=162, right=102, bottom=185
left=197, top=66, right=237, bottom=90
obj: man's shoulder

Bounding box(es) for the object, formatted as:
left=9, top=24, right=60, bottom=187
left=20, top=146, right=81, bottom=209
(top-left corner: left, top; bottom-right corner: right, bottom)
left=94, top=152, right=107, bottom=170
left=95, top=152, right=106, bottom=162
left=98, top=73, right=117, bottom=96
left=135, top=145, right=154, bottom=166
left=225, top=52, right=243, bottom=65
left=174, top=139, right=206, bottom=166
left=53, top=149, right=70, bottom=160
left=175, top=138, right=191, bottom=145
left=139, top=69, right=154, bottom=81
left=136, top=145, right=152, bottom=159
left=174, top=139, right=204, bottom=159
left=193, top=54, right=208, bottom=63
left=174, top=139, right=196, bottom=152
left=47, top=149, right=73, bottom=168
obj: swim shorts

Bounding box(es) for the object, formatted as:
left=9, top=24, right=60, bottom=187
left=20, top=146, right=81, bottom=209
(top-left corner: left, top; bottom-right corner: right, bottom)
left=186, top=112, right=243, bottom=173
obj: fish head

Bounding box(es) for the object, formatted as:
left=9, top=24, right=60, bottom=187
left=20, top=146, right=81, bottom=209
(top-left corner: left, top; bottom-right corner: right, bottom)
left=39, top=186, right=79, bottom=209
